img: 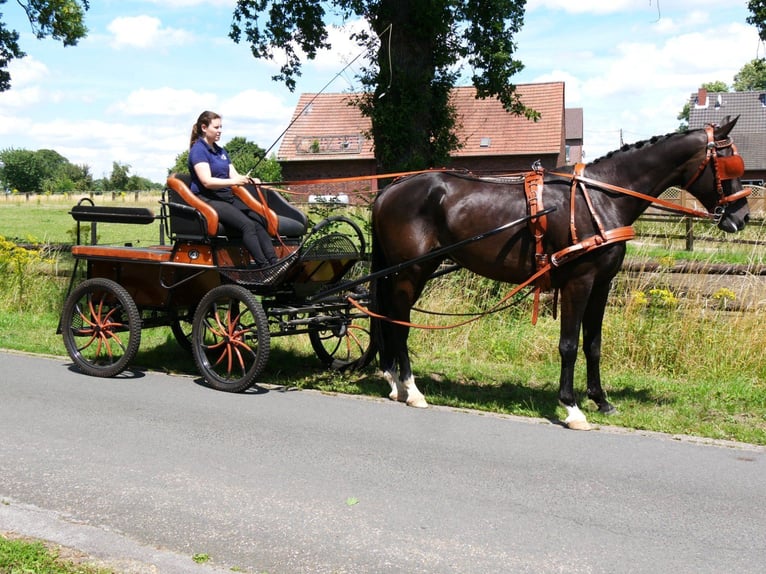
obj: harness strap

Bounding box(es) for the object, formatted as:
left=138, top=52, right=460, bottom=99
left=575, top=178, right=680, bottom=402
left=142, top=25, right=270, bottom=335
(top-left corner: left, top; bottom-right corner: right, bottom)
left=569, top=163, right=582, bottom=243
left=549, top=171, right=715, bottom=219
left=551, top=226, right=636, bottom=267
left=524, top=170, right=550, bottom=324
left=348, top=264, right=553, bottom=330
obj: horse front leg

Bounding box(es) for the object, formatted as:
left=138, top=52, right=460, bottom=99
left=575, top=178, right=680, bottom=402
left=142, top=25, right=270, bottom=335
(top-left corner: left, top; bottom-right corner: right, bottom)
left=582, top=281, right=618, bottom=415
left=557, top=283, right=591, bottom=431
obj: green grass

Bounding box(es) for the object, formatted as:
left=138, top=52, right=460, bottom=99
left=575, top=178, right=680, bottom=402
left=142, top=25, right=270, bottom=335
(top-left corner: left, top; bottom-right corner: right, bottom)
left=0, top=533, right=116, bottom=574
left=0, top=193, right=165, bottom=247
left=2, top=198, right=766, bottom=445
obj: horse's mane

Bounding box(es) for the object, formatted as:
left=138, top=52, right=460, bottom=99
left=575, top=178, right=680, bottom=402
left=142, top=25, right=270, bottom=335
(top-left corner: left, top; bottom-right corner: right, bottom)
left=590, top=130, right=689, bottom=165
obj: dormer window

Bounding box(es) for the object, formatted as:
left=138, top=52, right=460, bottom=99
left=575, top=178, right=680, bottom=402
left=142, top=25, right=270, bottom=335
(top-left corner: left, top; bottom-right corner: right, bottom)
left=480, top=137, right=491, bottom=148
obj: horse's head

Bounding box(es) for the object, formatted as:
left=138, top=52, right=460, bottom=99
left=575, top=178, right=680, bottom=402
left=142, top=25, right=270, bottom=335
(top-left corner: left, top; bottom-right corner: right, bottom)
left=683, top=116, right=750, bottom=232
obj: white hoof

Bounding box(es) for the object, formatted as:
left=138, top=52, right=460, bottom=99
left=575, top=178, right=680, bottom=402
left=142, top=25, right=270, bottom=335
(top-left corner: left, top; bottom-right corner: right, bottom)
left=566, top=419, right=592, bottom=431
left=562, top=403, right=591, bottom=431
left=406, top=396, right=429, bottom=408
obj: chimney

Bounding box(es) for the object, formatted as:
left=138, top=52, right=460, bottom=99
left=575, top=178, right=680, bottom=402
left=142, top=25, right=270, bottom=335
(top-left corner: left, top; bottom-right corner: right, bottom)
left=697, top=87, right=707, bottom=107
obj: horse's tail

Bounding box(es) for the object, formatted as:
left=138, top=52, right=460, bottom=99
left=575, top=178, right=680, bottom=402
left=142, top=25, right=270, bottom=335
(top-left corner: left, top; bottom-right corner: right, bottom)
left=368, top=199, right=389, bottom=366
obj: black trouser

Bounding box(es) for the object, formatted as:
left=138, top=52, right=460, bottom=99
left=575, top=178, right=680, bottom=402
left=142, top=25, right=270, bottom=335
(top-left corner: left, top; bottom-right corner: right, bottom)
left=203, top=196, right=277, bottom=266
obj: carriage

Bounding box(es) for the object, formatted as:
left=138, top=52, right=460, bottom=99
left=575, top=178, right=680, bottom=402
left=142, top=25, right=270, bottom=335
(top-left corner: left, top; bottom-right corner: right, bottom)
left=57, top=174, right=375, bottom=393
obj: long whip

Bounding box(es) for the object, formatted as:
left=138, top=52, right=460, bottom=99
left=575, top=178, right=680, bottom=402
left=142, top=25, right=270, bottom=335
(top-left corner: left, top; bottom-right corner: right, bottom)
left=252, top=23, right=393, bottom=169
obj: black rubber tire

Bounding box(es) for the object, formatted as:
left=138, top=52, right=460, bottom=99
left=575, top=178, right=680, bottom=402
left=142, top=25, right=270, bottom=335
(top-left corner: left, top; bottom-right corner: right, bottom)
left=191, top=284, right=270, bottom=392
left=170, top=307, right=194, bottom=353
left=61, top=277, right=141, bottom=378
left=309, top=311, right=373, bottom=371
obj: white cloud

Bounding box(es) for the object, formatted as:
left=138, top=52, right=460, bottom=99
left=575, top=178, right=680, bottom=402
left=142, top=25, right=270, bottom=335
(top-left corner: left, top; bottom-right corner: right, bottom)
left=220, top=90, right=295, bottom=121
left=526, top=0, right=639, bottom=14
left=108, top=16, right=193, bottom=49
left=5, top=56, right=48, bottom=87
left=111, top=88, right=218, bottom=117
left=142, top=0, right=235, bottom=7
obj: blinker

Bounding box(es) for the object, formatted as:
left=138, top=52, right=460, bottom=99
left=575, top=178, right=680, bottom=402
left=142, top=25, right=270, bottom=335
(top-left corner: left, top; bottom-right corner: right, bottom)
left=717, top=153, right=745, bottom=180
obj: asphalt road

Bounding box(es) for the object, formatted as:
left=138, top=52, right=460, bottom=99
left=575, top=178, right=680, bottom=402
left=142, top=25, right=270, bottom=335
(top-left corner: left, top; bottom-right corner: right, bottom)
left=1, top=351, right=765, bottom=574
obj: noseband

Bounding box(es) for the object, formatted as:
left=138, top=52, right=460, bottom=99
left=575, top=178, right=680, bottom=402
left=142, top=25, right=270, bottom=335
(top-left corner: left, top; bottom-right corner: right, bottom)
left=683, top=125, right=751, bottom=221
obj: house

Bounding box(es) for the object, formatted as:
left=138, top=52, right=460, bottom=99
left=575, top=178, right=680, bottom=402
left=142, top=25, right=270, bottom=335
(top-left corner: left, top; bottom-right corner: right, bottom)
left=687, top=87, right=765, bottom=212
left=565, top=107, right=584, bottom=164
left=276, top=82, right=575, bottom=199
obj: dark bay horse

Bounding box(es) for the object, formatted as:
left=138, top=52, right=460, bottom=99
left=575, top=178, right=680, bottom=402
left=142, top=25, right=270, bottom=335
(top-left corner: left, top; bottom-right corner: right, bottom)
left=370, top=118, right=750, bottom=430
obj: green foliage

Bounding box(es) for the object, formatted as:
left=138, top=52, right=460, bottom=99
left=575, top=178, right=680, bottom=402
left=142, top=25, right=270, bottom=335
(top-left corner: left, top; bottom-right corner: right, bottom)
left=169, top=149, right=190, bottom=176
left=0, top=0, right=90, bottom=91
left=0, top=147, right=93, bottom=193
left=748, top=0, right=766, bottom=42
left=191, top=553, right=210, bottom=564
left=0, top=533, right=115, bottom=573
left=230, top=0, right=530, bottom=172
left=0, top=235, right=59, bottom=310
left=733, top=58, right=766, bottom=91
left=107, top=161, right=130, bottom=191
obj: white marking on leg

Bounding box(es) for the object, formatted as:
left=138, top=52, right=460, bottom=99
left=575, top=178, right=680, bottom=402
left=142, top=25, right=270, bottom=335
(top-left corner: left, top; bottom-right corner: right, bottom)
left=562, top=403, right=591, bottom=431
left=382, top=370, right=400, bottom=402
left=402, top=374, right=428, bottom=408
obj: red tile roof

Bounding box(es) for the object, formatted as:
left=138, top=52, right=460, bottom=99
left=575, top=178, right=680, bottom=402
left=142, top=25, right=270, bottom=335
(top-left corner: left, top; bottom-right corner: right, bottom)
left=277, top=82, right=565, bottom=162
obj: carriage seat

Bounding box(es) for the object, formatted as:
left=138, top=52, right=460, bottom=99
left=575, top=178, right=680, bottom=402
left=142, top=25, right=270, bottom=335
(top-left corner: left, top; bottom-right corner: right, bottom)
left=165, top=173, right=308, bottom=242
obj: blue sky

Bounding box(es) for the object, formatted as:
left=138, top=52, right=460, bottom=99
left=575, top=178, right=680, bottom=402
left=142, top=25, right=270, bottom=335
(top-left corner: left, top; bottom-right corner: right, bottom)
left=0, top=0, right=760, bottom=184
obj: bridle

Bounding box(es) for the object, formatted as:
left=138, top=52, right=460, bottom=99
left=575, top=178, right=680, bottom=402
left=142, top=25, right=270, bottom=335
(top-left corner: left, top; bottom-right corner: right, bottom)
left=550, top=123, right=750, bottom=222
left=682, top=124, right=750, bottom=222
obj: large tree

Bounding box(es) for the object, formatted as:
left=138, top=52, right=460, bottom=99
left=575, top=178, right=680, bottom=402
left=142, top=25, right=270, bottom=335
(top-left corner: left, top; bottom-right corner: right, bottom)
left=230, top=0, right=532, bottom=173
left=0, top=0, right=89, bottom=91
left=748, top=0, right=766, bottom=42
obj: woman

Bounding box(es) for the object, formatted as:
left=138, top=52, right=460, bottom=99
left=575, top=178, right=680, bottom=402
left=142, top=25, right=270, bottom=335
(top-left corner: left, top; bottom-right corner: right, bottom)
left=188, top=110, right=278, bottom=268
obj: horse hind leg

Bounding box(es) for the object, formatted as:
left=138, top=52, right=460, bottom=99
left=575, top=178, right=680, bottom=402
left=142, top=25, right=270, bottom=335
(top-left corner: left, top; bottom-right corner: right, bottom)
left=379, top=321, right=428, bottom=408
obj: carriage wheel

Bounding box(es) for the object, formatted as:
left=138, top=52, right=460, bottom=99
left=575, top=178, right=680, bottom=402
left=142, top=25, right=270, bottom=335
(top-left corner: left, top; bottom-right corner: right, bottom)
left=309, top=311, right=374, bottom=371
left=191, top=285, right=270, bottom=393
left=61, top=277, right=141, bottom=378
left=170, top=307, right=195, bottom=352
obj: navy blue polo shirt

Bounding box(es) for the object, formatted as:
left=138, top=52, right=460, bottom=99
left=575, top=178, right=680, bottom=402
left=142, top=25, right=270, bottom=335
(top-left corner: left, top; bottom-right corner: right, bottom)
left=188, top=138, right=233, bottom=197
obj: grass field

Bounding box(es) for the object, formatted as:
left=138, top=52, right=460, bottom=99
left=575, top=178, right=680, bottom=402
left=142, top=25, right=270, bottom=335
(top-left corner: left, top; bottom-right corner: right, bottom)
left=2, top=194, right=766, bottom=445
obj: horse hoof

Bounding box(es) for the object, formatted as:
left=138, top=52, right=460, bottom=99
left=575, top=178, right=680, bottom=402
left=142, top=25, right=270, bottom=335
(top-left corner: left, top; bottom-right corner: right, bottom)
left=566, top=419, right=592, bottom=431
left=407, top=397, right=429, bottom=408
left=388, top=391, right=399, bottom=402
left=599, top=404, right=618, bottom=416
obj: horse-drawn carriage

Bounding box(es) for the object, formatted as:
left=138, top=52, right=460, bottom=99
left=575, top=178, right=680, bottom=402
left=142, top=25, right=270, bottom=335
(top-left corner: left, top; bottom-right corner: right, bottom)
left=58, top=119, right=751, bottom=430
left=58, top=174, right=374, bottom=392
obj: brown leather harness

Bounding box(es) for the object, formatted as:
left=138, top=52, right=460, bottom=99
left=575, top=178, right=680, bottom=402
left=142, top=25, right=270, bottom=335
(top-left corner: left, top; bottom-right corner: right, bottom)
left=522, top=124, right=749, bottom=323
left=350, top=125, right=750, bottom=329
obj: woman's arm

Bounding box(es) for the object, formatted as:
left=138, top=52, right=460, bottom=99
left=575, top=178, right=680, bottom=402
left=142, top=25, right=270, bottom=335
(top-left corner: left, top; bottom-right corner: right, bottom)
left=192, top=161, right=251, bottom=189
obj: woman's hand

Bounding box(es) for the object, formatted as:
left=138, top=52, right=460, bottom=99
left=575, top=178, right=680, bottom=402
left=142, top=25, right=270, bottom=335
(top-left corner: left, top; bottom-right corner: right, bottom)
left=234, top=171, right=261, bottom=186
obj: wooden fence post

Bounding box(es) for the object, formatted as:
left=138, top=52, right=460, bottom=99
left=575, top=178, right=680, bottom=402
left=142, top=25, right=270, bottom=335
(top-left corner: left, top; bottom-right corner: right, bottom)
left=685, top=216, right=694, bottom=251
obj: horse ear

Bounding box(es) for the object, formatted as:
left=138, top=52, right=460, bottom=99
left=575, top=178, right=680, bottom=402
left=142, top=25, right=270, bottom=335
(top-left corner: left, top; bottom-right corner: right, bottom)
left=714, top=115, right=739, bottom=139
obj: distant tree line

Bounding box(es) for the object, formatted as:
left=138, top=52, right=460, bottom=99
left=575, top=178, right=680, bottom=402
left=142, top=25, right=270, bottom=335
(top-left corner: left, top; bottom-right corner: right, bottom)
left=0, top=148, right=160, bottom=194
left=0, top=136, right=282, bottom=195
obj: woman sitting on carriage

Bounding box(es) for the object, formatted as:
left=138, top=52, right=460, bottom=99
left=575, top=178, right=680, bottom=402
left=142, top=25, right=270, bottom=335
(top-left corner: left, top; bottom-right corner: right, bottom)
left=188, top=110, right=278, bottom=269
